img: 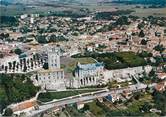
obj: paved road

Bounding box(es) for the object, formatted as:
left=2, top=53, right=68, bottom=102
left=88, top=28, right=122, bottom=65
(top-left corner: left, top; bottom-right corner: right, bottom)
left=27, top=83, right=150, bottom=117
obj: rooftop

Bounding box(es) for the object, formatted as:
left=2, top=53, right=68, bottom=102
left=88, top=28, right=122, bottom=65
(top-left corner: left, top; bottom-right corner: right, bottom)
left=38, top=68, right=64, bottom=73
left=77, top=62, right=104, bottom=70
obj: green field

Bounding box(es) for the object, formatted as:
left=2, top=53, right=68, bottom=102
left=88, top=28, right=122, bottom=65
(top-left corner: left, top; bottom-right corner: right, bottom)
left=86, top=101, right=105, bottom=117
left=38, top=89, right=99, bottom=102
left=0, top=4, right=74, bottom=16
left=1, top=3, right=166, bottom=17
left=61, top=57, right=96, bottom=73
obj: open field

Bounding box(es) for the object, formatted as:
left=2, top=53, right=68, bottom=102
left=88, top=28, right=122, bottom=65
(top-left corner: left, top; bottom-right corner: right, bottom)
left=86, top=101, right=105, bottom=117
left=38, top=89, right=100, bottom=102
left=61, top=57, right=96, bottom=73
left=87, top=3, right=166, bottom=17
left=1, top=3, right=166, bottom=17
left=0, top=4, right=73, bottom=16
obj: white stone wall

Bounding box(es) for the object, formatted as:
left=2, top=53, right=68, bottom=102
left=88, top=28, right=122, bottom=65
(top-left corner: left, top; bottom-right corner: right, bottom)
left=37, top=70, right=65, bottom=90
left=47, top=48, right=60, bottom=69
left=74, top=63, right=104, bottom=87
left=103, top=65, right=152, bottom=82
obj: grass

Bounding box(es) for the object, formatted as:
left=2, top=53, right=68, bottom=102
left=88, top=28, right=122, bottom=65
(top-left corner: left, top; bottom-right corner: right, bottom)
left=38, top=89, right=100, bottom=102
left=61, top=57, right=96, bottom=73
left=108, top=80, right=130, bottom=89
left=65, top=106, right=84, bottom=117
left=101, top=92, right=157, bottom=116
left=115, top=52, right=146, bottom=67
left=1, top=3, right=166, bottom=17
left=86, top=101, right=105, bottom=117
left=0, top=4, right=73, bottom=16
left=132, top=7, right=166, bottom=17
left=92, top=51, right=146, bottom=70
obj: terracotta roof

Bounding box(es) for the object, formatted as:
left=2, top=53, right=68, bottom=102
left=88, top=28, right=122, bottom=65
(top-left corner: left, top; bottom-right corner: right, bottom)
left=155, top=82, right=165, bottom=92
left=12, top=101, right=37, bottom=112
left=38, top=68, right=64, bottom=73
left=157, top=73, right=166, bottom=79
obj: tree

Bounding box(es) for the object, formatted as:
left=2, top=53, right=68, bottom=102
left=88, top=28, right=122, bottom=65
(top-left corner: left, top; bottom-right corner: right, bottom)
left=43, top=63, right=48, bottom=69
left=133, top=92, right=141, bottom=100
left=153, top=90, right=166, bottom=115
left=0, top=74, right=39, bottom=112
left=138, top=51, right=152, bottom=58
left=115, top=16, right=130, bottom=26
left=154, top=44, right=165, bottom=53
left=141, top=39, right=147, bottom=45
left=8, top=62, right=12, bottom=70
left=149, top=69, right=155, bottom=77
left=23, top=66, right=27, bottom=72
left=139, top=30, right=145, bottom=37
left=3, top=108, right=13, bottom=116
left=49, top=34, right=57, bottom=42
left=141, top=102, right=152, bottom=112
left=36, top=35, right=47, bottom=44
left=82, top=104, right=90, bottom=111
left=14, top=48, right=22, bottom=55
left=164, top=29, right=166, bottom=33
left=137, top=22, right=145, bottom=29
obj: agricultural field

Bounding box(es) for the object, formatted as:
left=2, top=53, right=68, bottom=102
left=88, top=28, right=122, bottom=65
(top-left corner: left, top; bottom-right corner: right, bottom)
left=1, top=3, right=166, bottom=17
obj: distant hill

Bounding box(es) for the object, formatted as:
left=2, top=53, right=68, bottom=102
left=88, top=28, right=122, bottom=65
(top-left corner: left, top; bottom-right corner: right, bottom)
left=111, top=0, right=166, bottom=5
left=1, top=0, right=165, bottom=5
left=0, top=0, right=100, bottom=4
left=0, top=0, right=13, bottom=5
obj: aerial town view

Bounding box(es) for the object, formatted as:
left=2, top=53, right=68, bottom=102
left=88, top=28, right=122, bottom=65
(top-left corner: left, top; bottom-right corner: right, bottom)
left=0, top=0, right=166, bottom=117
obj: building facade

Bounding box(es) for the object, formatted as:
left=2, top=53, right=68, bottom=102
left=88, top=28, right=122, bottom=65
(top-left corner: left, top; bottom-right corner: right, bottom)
left=73, top=62, right=104, bottom=87
left=36, top=46, right=66, bottom=91
left=37, top=69, right=65, bottom=90
left=47, top=46, right=61, bottom=69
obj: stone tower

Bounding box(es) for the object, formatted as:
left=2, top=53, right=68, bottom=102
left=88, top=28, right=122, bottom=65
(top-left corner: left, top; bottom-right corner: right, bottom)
left=47, top=46, right=60, bottom=69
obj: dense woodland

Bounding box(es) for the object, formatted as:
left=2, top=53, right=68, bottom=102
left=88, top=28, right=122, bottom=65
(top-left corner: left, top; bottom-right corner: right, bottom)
left=0, top=74, right=39, bottom=113
left=94, top=10, right=134, bottom=20
left=0, top=16, right=18, bottom=27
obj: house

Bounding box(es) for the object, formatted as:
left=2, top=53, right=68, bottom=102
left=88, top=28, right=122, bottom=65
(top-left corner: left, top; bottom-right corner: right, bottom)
left=8, top=98, right=37, bottom=116
left=155, top=82, right=166, bottom=92
left=157, top=72, right=166, bottom=80
left=76, top=102, right=85, bottom=110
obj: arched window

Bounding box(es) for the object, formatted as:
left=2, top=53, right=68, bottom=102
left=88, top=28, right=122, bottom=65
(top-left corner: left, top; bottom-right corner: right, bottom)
left=86, top=77, right=88, bottom=83
left=89, top=77, right=92, bottom=82
left=80, top=79, right=83, bottom=85
left=93, top=77, right=95, bottom=82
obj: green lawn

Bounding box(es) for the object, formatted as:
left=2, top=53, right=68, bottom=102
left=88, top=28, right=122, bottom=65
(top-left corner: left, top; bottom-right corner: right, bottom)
left=61, top=57, right=96, bottom=73
left=38, top=89, right=99, bottom=102
left=115, top=52, right=146, bottom=67
left=85, top=51, right=147, bottom=70
left=87, top=101, right=105, bottom=117
left=65, top=106, right=84, bottom=117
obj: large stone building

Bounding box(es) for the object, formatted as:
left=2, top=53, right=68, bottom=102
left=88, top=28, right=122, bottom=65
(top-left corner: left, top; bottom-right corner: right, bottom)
left=47, top=47, right=61, bottom=69
left=71, top=62, right=104, bottom=88
left=103, top=65, right=152, bottom=83
left=36, top=46, right=66, bottom=91
left=37, top=69, right=65, bottom=90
